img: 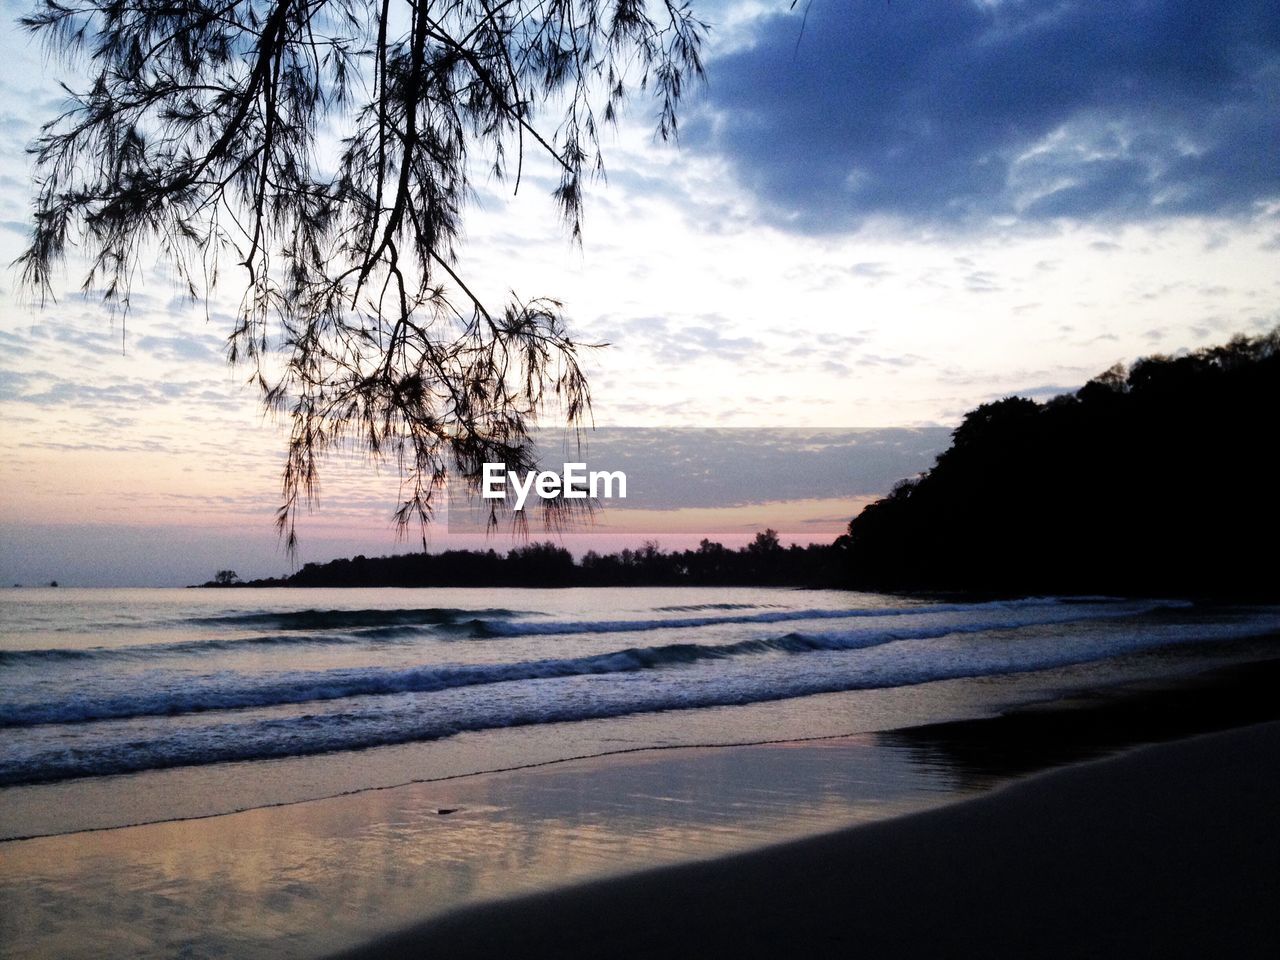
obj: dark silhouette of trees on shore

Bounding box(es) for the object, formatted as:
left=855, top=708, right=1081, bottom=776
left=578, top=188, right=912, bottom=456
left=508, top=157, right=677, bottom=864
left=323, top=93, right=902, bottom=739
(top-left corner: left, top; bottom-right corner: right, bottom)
left=18, top=0, right=707, bottom=549
left=841, top=331, right=1280, bottom=597
left=214, top=530, right=845, bottom=587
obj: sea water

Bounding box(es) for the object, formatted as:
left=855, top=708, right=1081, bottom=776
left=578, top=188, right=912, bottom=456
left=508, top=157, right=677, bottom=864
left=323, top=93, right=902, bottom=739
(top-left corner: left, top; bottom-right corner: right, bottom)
left=3, top=586, right=1280, bottom=959
left=3, top=585, right=1279, bottom=839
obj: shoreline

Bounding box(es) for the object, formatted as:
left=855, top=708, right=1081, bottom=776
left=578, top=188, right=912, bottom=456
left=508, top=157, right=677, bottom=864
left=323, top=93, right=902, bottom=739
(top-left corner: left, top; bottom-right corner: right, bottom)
left=334, top=719, right=1280, bottom=959
left=5, top=655, right=1280, bottom=957
left=0, top=729, right=901, bottom=844
left=9, top=651, right=1280, bottom=844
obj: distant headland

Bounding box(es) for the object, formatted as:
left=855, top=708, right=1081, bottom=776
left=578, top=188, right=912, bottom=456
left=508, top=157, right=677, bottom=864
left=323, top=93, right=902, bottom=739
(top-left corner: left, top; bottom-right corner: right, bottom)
left=198, top=531, right=841, bottom=589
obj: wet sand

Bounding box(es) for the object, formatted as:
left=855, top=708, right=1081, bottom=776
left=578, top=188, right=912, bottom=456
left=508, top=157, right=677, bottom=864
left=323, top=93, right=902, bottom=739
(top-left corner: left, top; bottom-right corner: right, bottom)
left=336, top=719, right=1280, bottom=959
left=0, top=732, right=982, bottom=958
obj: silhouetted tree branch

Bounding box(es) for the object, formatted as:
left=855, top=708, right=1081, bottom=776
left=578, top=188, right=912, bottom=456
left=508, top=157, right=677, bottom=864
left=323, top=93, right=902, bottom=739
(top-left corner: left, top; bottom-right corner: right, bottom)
left=16, top=0, right=708, bottom=549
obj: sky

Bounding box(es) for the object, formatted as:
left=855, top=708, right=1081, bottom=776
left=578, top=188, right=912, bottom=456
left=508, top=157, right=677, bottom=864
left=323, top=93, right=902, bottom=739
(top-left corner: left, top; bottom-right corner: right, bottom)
left=0, top=0, right=1277, bottom=585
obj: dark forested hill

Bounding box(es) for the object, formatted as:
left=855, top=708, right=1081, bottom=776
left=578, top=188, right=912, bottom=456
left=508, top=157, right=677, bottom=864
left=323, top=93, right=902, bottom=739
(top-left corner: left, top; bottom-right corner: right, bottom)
left=842, top=331, right=1280, bottom=597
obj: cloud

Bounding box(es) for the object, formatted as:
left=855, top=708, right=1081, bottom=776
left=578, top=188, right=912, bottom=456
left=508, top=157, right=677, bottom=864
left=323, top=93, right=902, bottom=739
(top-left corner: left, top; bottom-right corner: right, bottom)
left=659, top=324, right=761, bottom=363
left=3, top=369, right=244, bottom=416
left=688, top=0, right=1280, bottom=234
left=0, top=329, right=33, bottom=360
left=998, top=383, right=1083, bottom=401
left=133, top=332, right=226, bottom=363
left=597, top=314, right=765, bottom=366
left=856, top=353, right=926, bottom=369
left=820, top=358, right=851, bottom=376
left=782, top=329, right=872, bottom=359
left=530, top=426, right=953, bottom=510
left=0, top=366, right=30, bottom=396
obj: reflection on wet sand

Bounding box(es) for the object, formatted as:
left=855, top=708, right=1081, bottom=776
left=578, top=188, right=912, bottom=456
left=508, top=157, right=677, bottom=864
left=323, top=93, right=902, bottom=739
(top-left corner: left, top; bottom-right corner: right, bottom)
left=0, top=737, right=967, bottom=960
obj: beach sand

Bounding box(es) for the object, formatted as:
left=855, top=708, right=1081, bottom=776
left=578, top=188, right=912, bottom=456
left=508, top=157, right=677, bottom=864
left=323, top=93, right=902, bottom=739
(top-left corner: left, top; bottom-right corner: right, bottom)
left=335, top=720, right=1280, bottom=959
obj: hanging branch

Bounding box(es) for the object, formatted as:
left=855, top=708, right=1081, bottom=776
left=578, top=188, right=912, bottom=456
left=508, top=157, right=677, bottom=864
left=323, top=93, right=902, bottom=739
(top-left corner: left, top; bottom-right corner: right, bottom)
left=16, top=0, right=709, bottom=549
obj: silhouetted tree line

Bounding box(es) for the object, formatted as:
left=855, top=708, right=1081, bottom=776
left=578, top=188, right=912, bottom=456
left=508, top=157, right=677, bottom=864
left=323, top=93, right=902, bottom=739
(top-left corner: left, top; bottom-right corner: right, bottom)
left=840, top=331, right=1280, bottom=597
left=223, top=531, right=844, bottom=588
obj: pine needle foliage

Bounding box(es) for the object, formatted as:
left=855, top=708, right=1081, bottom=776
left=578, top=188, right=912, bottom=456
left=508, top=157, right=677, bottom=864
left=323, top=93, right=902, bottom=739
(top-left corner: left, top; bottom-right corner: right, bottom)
left=17, top=0, right=707, bottom=547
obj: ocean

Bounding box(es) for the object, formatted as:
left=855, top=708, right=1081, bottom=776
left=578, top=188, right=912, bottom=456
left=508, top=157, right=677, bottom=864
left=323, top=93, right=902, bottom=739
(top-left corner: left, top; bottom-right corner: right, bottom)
left=4, top=585, right=1280, bottom=959
left=3, top=586, right=1279, bottom=840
